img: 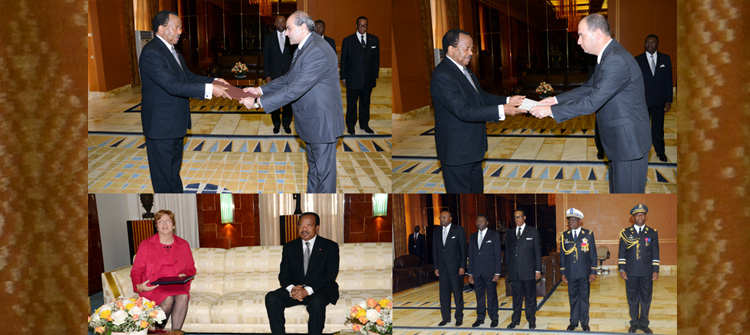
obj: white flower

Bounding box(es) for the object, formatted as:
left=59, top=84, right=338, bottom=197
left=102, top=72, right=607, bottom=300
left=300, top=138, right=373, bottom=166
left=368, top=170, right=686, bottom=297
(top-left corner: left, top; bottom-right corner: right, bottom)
left=128, top=305, right=143, bottom=317
left=358, top=301, right=368, bottom=309
left=90, top=312, right=101, bottom=323
left=366, top=309, right=381, bottom=322
left=111, top=309, right=129, bottom=326
left=154, top=309, right=167, bottom=322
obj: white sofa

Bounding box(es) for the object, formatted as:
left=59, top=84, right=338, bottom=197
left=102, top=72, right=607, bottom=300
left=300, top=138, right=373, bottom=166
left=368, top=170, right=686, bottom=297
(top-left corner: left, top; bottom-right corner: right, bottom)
left=101, top=242, right=392, bottom=333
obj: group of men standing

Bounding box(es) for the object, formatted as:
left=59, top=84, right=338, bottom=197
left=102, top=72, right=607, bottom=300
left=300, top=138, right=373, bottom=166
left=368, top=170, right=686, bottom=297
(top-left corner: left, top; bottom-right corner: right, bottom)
left=140, top=10, right=380, bottom=193
left=428, top=204, right=660, bottom=333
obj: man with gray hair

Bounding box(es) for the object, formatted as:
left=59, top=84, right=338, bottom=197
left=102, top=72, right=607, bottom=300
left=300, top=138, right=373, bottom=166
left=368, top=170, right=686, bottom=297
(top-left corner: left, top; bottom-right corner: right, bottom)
left=240, top=11, right=345, bottom=193
left=530, top=13, right=651, bottom=193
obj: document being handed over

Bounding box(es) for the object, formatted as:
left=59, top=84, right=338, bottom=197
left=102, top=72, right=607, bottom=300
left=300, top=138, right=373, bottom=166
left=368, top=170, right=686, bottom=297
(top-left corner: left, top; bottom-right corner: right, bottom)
left=518, top=98, right=539, bottom=111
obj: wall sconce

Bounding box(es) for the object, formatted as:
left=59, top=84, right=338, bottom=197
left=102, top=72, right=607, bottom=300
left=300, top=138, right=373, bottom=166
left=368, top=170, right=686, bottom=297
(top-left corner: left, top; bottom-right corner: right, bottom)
left=220, top=193, right=234, bottom=224
left=372, top=194, right=388, bottom=217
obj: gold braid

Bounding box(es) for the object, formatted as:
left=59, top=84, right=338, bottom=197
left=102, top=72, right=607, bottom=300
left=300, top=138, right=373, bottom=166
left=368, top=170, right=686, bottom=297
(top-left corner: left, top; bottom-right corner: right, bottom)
left=620, top=229, right=640, bottom=260
left=557, top=232, right=577, bottom=260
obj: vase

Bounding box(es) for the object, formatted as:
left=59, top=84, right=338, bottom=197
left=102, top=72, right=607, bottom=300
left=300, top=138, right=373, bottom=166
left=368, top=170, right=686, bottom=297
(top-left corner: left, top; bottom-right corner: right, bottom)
left=110, top=329, right=148, bottom=335
left=234, top=73, right=247, bottom=79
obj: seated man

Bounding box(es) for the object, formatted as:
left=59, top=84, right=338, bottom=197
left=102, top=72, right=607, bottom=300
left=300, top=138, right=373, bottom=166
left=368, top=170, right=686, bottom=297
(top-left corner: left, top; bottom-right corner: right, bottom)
left=265, top=212, right=340, bottom=335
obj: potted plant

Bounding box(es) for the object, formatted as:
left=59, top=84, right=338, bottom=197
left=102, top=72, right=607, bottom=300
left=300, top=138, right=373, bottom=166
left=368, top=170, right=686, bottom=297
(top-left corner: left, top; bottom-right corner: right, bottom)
left=88, top=297, right=166, bottom=335
left=345, top=297, right=393, bottom=335
left=536, top=81, right=554, bottom=98
left=231, top=62, right=249, bottom=78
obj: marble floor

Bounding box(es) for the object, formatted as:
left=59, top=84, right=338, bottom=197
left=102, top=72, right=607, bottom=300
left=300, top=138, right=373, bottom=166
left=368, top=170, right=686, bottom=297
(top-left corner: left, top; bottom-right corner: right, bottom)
left=392, top=106, right=677, bottom=194
left=88, top=77, right=392, bottom=193
left=393, top=268, right=677, bottom=334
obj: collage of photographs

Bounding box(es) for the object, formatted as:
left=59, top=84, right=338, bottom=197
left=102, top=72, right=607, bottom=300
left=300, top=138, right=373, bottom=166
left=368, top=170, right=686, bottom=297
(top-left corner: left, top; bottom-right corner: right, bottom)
left=70, top=0, right=740, bottom=334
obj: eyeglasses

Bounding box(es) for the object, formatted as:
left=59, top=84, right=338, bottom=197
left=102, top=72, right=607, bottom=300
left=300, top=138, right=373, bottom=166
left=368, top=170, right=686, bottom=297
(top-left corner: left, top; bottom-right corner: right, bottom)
left=513, top=216, right=524, bottom=219
left=157, top=220, right=173, bottom=224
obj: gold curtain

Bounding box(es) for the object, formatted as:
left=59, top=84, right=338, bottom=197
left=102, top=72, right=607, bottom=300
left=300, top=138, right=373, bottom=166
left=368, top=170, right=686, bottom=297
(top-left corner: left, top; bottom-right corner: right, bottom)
left=133, top=0, right=152, bottom=31
left=392, top=195, right=407, bottom=258
left=430, top=0, right=449, bottom=49
left=124, top=0, right=141, bottom=86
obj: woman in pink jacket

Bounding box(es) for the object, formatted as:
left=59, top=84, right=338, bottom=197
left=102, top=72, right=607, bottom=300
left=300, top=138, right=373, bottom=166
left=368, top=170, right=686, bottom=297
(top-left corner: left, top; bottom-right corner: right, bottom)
left=130, top=209, right=196, bottom=331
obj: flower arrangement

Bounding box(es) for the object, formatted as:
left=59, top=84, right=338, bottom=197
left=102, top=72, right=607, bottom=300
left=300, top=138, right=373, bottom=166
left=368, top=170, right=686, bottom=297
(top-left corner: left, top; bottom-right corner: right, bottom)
left=345, top=297, right=393, bottom=335
left=88, top=296, right=166, bottom=335
left=536, top=81, right=554, bottom=96
left=231, top=62, right=249, bottom=76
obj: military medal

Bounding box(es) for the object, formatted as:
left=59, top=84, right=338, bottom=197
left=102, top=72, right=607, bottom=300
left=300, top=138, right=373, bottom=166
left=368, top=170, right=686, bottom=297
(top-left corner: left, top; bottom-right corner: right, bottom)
left=645, top=237, right=650, bottom=246
left=581, top=238, right=589, bottom=252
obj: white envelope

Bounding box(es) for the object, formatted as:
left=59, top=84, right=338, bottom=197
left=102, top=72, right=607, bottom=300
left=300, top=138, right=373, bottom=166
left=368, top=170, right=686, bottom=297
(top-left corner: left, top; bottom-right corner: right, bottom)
left=451, top=236, right=456, bottom=239
left=485, top=240, right=492, bottom=243
left=526, top=237, right=533, bottom=240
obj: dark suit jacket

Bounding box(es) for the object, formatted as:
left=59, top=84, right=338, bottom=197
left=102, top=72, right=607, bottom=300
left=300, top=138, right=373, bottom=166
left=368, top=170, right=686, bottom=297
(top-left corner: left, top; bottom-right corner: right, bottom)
left=430, top=58, right=508, bottom=165
left=635, top=52, right=673, bottom=108
left=408, top=233, right=425, bottom=259
left=618, top=225, right=659, bottom=277
left=505, top=225, right=541, bottom=281
left=340, top=33, right=379, bottom=89
left=468, top=229, right=502, bottom=278
left=139, top=38, right=213, bottom=139
left=323, top=35, right=336, bottom=52
left=432, top=224, right=467, bottom=275
left=560, top=228, right=598, bottom=279
left=278, top=236, right=340, bottom=305
left=551, top=39, right=651, bottom=162
left=263, top=30, right=295, bottom=79
left=260, top=33, right=345, bottom=144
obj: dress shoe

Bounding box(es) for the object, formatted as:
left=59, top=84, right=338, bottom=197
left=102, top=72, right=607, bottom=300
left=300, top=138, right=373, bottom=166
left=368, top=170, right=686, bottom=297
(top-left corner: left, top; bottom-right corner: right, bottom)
left=657, top=153, right=668, bottom=162
left=490, top=320, right=498, bottom=328
left=628, top=325, right=637, bottom=333
left=347, top=128, right=355, bottom=135
left=472, top=320, right=484, bottom=327
left=273, top=126, right=280, bottom=134
left=437, top=320, right=449, bottom=326
left=455, top=320, right=463, bottom=327
left=529, top=321, right=536, bottom=329
left=597, top=151, right=604, bottom=160
left=361, top=126, right=375, bottom=134
left=283, top=126, right=292, bottom=134
left=506, top=322, right=517, bottom=329
left=641, top=326, right=653, bottom=334
left=582, top=325, right=590, bottom=332
left=567, top=324, right=577, bottom=331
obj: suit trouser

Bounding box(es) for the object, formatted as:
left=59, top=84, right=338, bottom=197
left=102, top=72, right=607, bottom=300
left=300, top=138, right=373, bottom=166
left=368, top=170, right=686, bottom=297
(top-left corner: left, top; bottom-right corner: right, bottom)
left=305, top=142, right=337, bottom=193
left=567, top=278, right=591, bottom=326
left=594, top=119, right=604, bottom=154
left=345, top=86, right=373, bottom=129
left=509, top=279, right=537, bottom=324
left=608, top=153, right=648, bottom=193
left=438, top=271, right=464, bottom=322
left=270, top=104, right=293, bottom=129
left=265, top=288, right=329, bottom=335
left=474, top=274, right=499, bottom=321
left=145, top=137, right=185, bottom=193
left=625, top=276, right=653, bottom=327
left=648, top=105, right=666, bottom=155
left=441, top=161, right=483, bottom=193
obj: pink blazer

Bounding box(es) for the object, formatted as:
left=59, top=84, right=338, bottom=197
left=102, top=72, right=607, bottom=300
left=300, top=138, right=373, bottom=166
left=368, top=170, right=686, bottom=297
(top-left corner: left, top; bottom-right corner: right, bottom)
left=130, top=234, right=196, bottom=293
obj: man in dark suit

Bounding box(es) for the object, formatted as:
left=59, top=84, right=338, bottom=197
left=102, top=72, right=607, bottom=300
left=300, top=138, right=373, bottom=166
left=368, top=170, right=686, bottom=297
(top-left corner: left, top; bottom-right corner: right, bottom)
left=431, top=30, right=525, bottom=193
left=340, top=16, right=379, bottom=134
left=432, top=211, right=467, bottom=327
left=139, top=10, right=230, bottom=193
left=467, top=215, right=502, bottom=328
left=265, top=212, right=340, bottom=335
left=263, top=16, right=295, bottom=134
left=559, top=208, right=598, bottom=332
left=530, top=14, right=651, bottom=193
left=408, top=225, right=426, bottom=264
left=314, top=20, right=336, bottom=52
left=635, top=34, right=673, bottom=162
left=505, top=209, right=541, bottom=329
left=240, top=11, right=345, bottom=193
left=619, top=204, right=659, bottom=334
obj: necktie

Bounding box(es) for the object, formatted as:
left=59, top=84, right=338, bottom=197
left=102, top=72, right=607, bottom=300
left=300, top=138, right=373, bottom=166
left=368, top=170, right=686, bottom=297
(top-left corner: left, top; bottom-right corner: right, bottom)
left=170, top=46, right=182, bottom=69
left=292, top=47, right=300, bottom=63
left=279, top=33, right=285, bottom=53
left=573, top=230, right=578, bottom=240
left=303, top=241, right=311, bottom=275
left=517, top=227, right=521, bottom=239
left=649, top=54, right=656, bottom=76
left=360, top=35, right=366, bottom=48
left=478, top=231, right=484, bottom=249
left=442, top=227, right=448, bottom=244
left=463, top=67, right=478, bottom=92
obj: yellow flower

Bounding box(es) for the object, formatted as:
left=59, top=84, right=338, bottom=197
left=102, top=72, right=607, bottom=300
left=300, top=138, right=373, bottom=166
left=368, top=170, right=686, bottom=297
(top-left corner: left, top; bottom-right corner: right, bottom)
left=379, top=299, right=390, bottom=308
left=356, top=308, right=366, bottom=318
left=125, top=302, right=135, bottom=310
left=100, top=310, right=112, bottom=319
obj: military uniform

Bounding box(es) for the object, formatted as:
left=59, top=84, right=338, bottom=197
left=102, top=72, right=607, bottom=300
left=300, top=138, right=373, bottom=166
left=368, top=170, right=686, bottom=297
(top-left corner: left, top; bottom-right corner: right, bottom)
left=618, top=205, right=660, bottom=331
left=559, top=208, right=598, bottom=330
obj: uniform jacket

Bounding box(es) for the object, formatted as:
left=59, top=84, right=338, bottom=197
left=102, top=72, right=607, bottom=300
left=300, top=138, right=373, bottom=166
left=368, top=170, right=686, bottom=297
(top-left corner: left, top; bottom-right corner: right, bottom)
left=278, top=236, right=340, bottom=305
left=560, top=228, right=598, bottom=279
left=635, top=51, right=673, bottom=108
left=340, top=32, right=379, bottom=89
left=432, top=224, right=467, bottom=275
left=618, top=225, right=660, bottom=276
left=468, top=229, right=502, bottom=278
left=505, top=225, right=542, bottom=281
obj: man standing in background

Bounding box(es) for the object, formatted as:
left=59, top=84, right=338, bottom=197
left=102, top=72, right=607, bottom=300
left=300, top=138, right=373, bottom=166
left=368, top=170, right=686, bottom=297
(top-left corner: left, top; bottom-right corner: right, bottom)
left=314, top=20, right=336, bottom=51
left=467, top=215, right=502, bottom=328
left=635, top=34, right=673, bottom=162
left=432, top=211, right=467, bottom=327
left=408, top=225, right=426, bottom=264
left=504, top=209, right=541, bottom=329
left=263, top=15, right=295, bottom=134
left=340, top=16, right=379, bottom=134
left=559, top=208, right=598, bottom=332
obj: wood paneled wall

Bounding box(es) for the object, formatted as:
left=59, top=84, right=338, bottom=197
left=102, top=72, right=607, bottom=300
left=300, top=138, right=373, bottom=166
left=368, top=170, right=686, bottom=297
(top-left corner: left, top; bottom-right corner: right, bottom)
left=89, top=0, right=136, bottom=92
left=197, top=194, right=261, bottom=248
left=392, top=0, right=432, bottom=114
left=344, top=194, right=393, bottom=243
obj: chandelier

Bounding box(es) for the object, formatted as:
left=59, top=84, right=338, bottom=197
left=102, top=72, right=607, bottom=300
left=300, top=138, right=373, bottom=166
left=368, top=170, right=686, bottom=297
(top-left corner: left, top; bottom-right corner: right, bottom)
left=554, top=0, right=580, bottom=32
left=249, top=0, right=272, bottom=17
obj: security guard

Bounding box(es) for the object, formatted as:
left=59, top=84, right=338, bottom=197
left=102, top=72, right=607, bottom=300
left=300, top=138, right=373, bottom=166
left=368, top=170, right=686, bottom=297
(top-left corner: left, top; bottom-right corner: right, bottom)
left=558, top=208, right=597, bottom=332
left=618, top=204, right=660, bottom=334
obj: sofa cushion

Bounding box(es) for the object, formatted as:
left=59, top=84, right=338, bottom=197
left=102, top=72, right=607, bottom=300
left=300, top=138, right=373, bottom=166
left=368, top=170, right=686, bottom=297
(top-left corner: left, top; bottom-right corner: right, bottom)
left=222, top=272, right=281, bottom=293
left=191, top=273, right=226, bottom=296
left=340, top=243, right=392, bottom=271
left=224, top=246, right=284, bottom=273
left=192, top=248, right=227, bottom=274
left=337, top=270, right=391, bottom=291
left=185, top=292, right=221, bottom=324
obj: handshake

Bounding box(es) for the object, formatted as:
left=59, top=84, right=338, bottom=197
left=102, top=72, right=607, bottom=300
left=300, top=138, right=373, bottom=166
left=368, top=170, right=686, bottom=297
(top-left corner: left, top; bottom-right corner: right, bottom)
left=506, top=95, right=557, bottom=118
left=210, top=79, right=264, bottom=109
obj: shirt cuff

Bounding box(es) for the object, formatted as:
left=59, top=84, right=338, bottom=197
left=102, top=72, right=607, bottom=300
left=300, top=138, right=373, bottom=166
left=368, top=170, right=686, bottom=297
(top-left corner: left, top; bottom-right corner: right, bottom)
left=506, top=97, right=510, bottom=104
left=304, top=286, right=313, bottom=295
left=285, top=284, right=294, bottom=293
left=205, top=83, right=212, bottom=99
left=497, top=105, right=506, bottom=121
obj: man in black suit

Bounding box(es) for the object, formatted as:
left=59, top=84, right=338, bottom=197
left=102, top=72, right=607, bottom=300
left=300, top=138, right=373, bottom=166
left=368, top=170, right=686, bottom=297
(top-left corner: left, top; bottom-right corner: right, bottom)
left=314, top=20, right=336, bottom=52
left=431, top=30, right=525, bottom=193
left=432, top=211, right=467, bottom=327
left=263, top=15, right=295, bottom=134
left=340, top=16, right=379, bottom=134
left=559, top=208, right=598, bottom=332
left=467, top=215, right=502, bottom=328
left=619, top=204, right=659, bottom=334
left=635, top=34, right=673, bottom=162
left=408, top=225, right=426, bottom=264
left=530, top=14, right=651, bottom=193
left=240, top=11, right=345, bottom=193
left=139, top=11, right=230, bottom=193
left=265, top=212, right=340, bottom=335
left=505, top=209, right=541, bottom=329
